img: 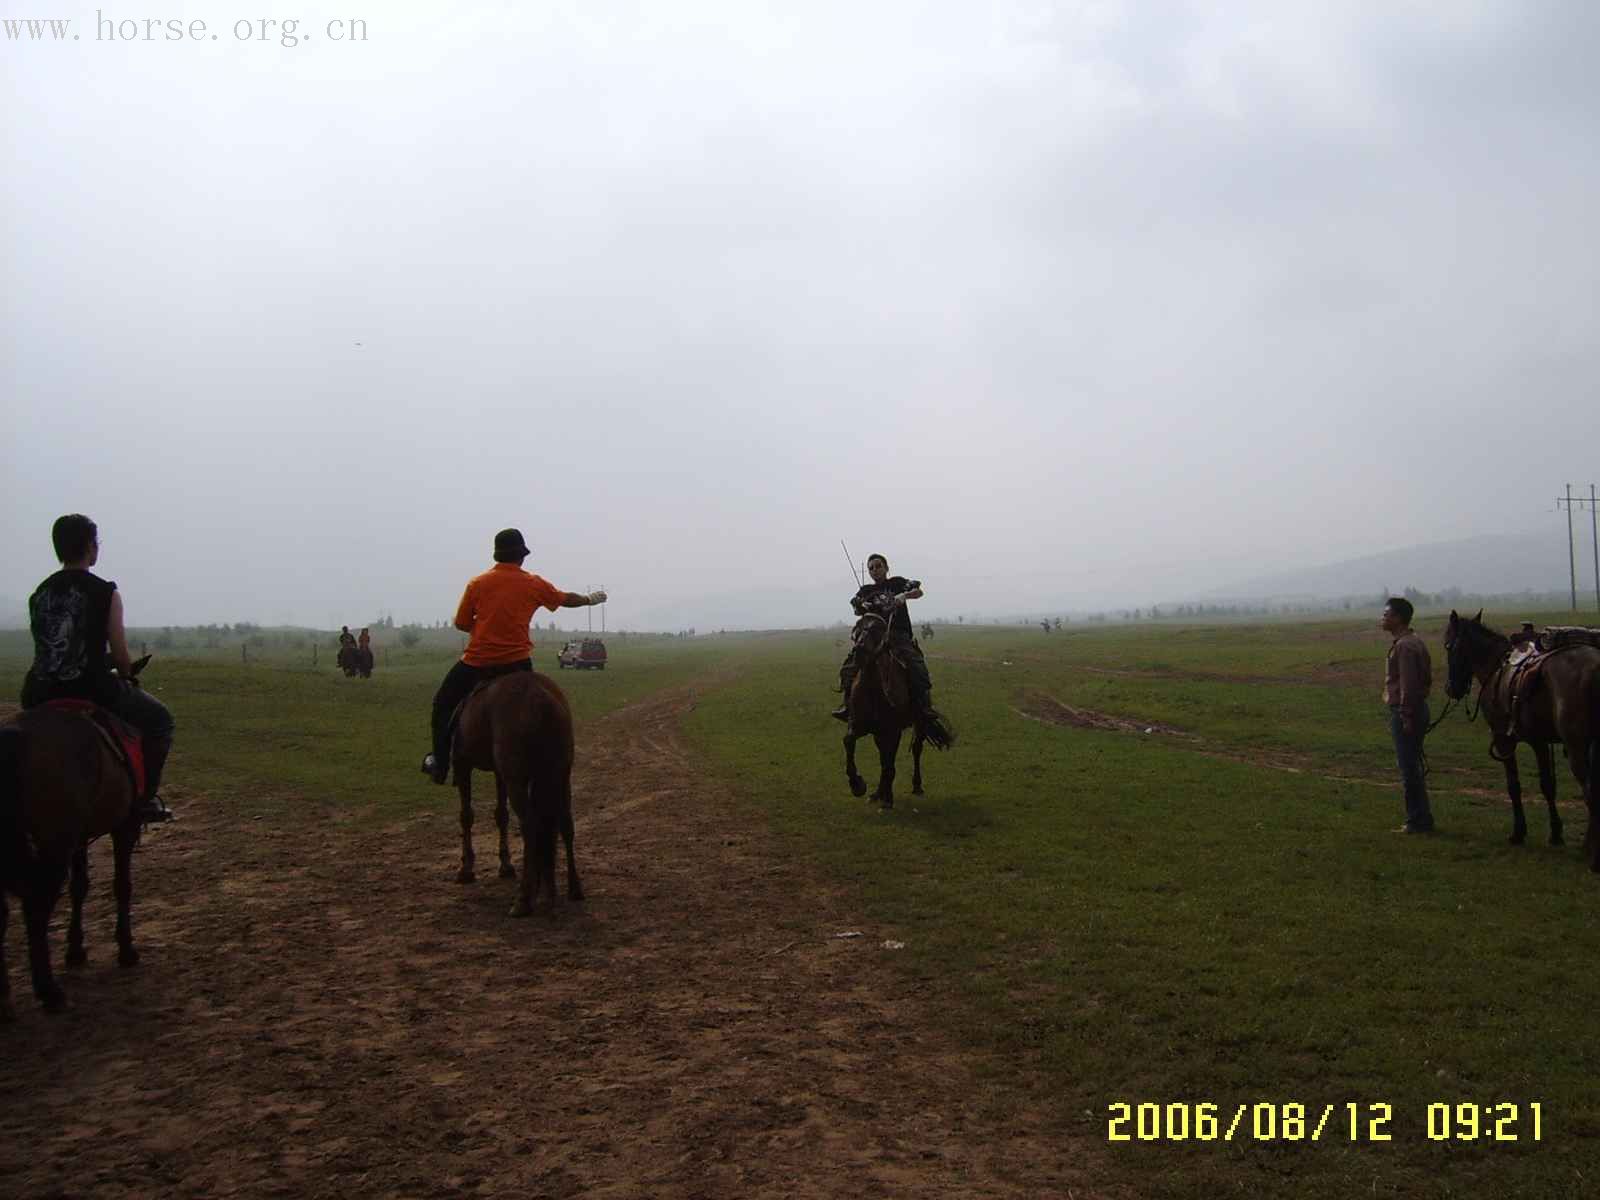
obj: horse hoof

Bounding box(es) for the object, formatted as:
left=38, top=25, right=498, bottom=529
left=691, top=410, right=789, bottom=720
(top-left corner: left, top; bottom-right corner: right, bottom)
left=568, top=884, right=585, bottom=901
left=1552, top=834, right=1565, bottom=846
left=118, top=946, right=139, bottom=968
left=499, top=864, right=517, bottom=880
left=65, top=947, right=87, bottom=969
left=457, top=869, right=476, bottom=884
left=848, top=778, right=866, bottom=798
left=508, top=899, right=532, bottom=918
left=40, top=988, right=67, bottom=1013
left=912, top=786, right=925, bottom=797
left=1509, top=834, right=1526, bottom=846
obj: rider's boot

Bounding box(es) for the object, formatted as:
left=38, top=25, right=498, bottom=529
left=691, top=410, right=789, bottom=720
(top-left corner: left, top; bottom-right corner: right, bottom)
left=420, top=752, right=449, bottom=785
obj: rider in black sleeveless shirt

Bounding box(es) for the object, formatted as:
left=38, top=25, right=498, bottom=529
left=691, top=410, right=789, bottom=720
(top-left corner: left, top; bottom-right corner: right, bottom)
left=20, top=515, right=175, bottom=823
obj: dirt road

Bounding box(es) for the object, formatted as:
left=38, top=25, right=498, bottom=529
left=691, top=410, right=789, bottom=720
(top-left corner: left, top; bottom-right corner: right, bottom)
left=1, top=689, right=1107, bottom=1199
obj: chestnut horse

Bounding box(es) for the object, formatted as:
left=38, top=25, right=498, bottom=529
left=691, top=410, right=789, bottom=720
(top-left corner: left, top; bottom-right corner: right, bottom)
left=843, top=607, right=955, bottom=809
left=1, top=703, right=145, bottom=1020
left=1443, top=611, right=1600, bottom=863
left=450, top=671, right=583, bottom=916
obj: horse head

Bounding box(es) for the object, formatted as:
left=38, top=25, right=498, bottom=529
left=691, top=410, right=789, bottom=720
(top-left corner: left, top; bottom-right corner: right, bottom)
left=1443, top=608, right=1499, bottom=700
left=851, top=610, right=892, bottom=663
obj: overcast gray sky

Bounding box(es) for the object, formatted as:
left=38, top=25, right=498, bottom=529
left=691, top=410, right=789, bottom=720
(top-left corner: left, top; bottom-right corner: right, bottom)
left=5, top=1, right=1597, bottom=630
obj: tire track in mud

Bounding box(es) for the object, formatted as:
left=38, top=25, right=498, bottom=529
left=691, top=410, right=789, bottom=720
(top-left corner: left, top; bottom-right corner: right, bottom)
left=1, top=683, right=1111, bottom=1200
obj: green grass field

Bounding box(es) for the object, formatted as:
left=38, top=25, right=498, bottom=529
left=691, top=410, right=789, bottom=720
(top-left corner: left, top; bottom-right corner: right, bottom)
left=3, top=612, right=1597, bottom=1197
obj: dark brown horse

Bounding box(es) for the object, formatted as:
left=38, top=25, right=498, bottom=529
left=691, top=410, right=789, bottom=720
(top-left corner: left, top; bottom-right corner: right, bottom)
left=843, top=608, right=955, bottom=809
left=1, top=703, right=145, bottom=1020
left=451, top=671, right=583, bottom=916
left=1444, top=611, right=1600, bottom=863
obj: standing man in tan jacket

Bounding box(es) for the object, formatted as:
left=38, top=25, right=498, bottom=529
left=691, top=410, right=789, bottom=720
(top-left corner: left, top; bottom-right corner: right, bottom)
left=1381, top=596, right=1435, bottom=833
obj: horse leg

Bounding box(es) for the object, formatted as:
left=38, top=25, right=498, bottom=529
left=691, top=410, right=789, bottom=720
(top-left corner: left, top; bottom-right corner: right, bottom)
left=111, top=822, right=138, bottom=967
left=1532, top=742, right=1564, bottom=846
left=911, top=729, right=925, bottom=796
left=495, top=775, right=515, bottom=879
left=844, top=733, right=866, bottom=798
left=1573, top=737, right=1599, bottom=872
left=0, top=894, right=14, bottom=1023
left=875, top=729, right=900, bottom=810
left=1501, top=746, right=1527, bottom=845
left=22, top=860, right=68, bottom=1012
left=456, top=768, right=476, bottom=884
left=65, top=844, right=89, bottom=968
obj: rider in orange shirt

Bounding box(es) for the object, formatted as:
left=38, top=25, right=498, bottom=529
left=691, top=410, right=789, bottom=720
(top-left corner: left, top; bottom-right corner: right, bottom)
left=421, top=528, right=607, bottom=783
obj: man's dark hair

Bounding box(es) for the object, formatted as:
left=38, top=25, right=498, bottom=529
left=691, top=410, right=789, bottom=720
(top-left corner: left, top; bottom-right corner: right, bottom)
left=866, top=553, right=888, bottom=570
left=1385, top=596, right=1414, bottom=625
left=51, top=514, right=97, bottom=564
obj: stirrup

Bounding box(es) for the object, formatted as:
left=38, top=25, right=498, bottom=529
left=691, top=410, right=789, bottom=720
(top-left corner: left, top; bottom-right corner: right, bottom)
left=421, top=753, right=449, bottom=785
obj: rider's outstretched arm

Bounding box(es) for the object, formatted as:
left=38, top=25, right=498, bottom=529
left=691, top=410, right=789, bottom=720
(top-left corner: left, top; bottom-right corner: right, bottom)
left=557, top=589, right=608, bottom=609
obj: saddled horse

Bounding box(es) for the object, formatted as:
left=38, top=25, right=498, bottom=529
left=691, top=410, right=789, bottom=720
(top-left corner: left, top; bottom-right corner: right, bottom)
left=843, top=603, right=955, bottom=809
left=356, top=646, right=374, bottom=679
left=1444, top=611, right=1600, bottom=863
left=0, top=666, right=151, bottom=1020
left=450, top=671, right=583, bottom=916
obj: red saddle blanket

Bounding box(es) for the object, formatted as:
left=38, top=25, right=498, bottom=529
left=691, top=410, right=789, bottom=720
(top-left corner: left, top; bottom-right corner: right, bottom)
left=39, top=699, right=147, bottom=797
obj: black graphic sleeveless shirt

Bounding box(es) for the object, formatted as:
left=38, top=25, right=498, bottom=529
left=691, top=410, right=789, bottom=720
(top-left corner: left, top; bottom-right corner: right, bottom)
left=23, top=569, right=118, bottom=704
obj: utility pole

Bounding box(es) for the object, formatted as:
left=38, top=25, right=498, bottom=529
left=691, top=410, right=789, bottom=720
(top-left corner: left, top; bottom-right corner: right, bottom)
left=1570, top=484, right=1600, bottom=615
left=1558, top=484, right=1578, bottom=611
left=1592, top=484, right=1599, bottom=615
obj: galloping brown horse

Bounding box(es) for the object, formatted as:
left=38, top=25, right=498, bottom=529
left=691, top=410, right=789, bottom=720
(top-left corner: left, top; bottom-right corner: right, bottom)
left=843, top=607, right=955, bottom=809
left=1, top=703, right=145, bottom=1020
left=1444, top=611, right=1600, bottom=864
left=450, top=671, right=583, bottom=916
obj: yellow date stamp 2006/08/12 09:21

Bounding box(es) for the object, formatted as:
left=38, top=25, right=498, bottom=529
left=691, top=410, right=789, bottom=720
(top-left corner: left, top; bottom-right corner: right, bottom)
left=1107, top=1101, right=1544, bottom=1143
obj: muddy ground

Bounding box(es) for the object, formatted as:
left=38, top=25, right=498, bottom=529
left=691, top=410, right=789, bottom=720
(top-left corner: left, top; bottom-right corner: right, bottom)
left=0, top=690, right=1112, bottom=1199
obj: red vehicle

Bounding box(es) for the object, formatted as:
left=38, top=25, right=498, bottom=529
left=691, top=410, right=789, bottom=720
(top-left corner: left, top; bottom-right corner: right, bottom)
left=557, top=637, right=607, bottom=670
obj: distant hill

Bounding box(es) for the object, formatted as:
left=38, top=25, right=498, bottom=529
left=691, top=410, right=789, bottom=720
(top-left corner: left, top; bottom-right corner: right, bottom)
left=1192, top=531, right=1583, bottom=604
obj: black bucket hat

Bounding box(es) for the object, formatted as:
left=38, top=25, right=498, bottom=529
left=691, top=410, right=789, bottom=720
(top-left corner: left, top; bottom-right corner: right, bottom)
left=493, top=528, right=531, bottom=562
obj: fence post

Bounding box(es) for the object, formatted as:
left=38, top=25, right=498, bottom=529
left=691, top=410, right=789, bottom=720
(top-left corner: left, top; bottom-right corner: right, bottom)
left=242, top=642, right=248, bottom=664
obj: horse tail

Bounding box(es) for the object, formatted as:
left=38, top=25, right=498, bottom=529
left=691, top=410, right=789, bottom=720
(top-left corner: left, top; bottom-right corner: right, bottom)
left=920, top=710, right=957, bottom=752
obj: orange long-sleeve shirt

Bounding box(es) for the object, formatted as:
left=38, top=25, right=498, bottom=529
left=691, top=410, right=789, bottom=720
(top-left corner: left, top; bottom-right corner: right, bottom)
left=454, top=563, right=566, bottom=666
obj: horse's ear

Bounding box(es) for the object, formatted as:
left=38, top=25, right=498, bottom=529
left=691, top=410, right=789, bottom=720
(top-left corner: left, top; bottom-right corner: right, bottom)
left=1448, top=609, right=1458, bottom=622
left=1473, top=608, right=1483, bottom=623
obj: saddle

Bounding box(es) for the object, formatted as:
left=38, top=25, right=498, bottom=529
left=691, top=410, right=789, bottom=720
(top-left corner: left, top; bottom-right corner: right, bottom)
left=39, top=699, right=146, bottom=797
left=1498, top=638, right=1596, bottom=741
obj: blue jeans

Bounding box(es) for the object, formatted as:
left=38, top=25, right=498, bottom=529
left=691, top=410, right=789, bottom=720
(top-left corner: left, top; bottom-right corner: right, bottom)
left=104, top=681, right=175, bottom=797
left=1388, top=703, right=1432, bottom=830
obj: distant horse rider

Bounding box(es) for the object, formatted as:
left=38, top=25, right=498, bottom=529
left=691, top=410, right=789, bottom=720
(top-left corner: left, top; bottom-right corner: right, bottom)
left=20, top=514, right=174, bottom=823
left=357, top=627, right=371, bottom=653
left=338, top=626, right=356, bottom=651
left=421, top=528, right=607, bottom=784
left=832, top=553, right=937, bottom=725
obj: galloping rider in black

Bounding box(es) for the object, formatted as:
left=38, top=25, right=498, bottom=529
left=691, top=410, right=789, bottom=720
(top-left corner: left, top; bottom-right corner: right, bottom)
left=831, top=552, right=936, bottom=723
